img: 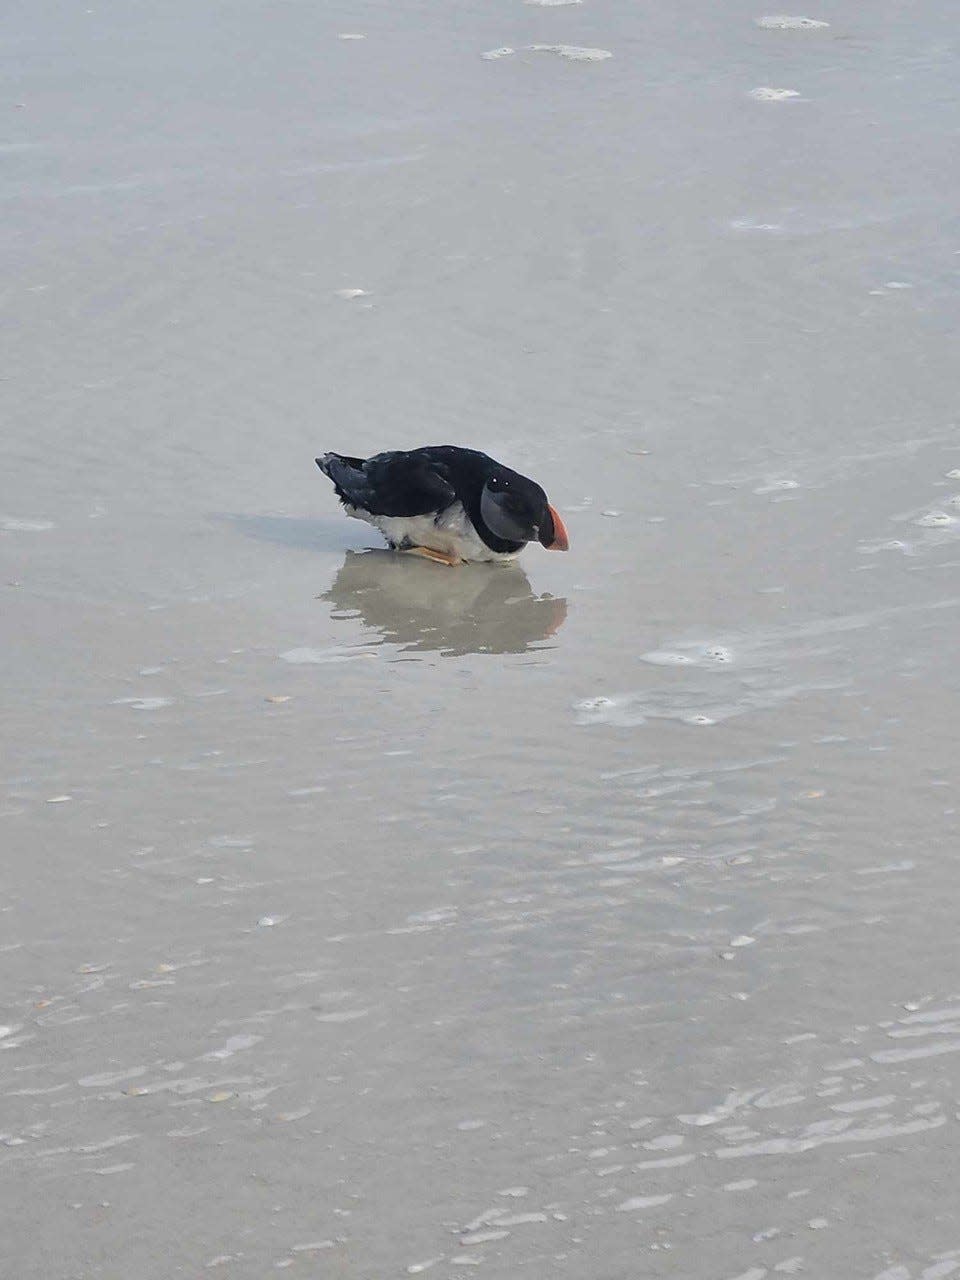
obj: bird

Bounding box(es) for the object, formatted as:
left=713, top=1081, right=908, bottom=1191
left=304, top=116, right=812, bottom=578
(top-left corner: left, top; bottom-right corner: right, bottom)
left=315, top=446, right=570, bottom=566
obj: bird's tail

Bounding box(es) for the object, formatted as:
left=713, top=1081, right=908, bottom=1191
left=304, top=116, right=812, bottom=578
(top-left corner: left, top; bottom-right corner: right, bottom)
left=315, top=452, right=371, bottom=507
left=316, top=451, right=364, bottom=477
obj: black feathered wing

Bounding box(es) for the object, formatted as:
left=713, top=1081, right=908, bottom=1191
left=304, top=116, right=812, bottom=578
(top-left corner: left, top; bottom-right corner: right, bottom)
left=317, top=450, right=457, bottom=517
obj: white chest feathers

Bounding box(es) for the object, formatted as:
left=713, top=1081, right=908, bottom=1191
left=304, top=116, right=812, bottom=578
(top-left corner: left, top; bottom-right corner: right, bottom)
left=343, top=501, right=522, bottom=563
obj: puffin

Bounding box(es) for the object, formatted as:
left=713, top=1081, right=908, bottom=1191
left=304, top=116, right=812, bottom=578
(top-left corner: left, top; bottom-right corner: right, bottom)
left=316, top=445, right=570, bottom=566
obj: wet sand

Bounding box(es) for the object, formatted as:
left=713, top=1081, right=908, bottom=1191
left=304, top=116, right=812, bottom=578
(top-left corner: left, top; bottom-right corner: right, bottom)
left=3, top=2, right=960, bottom=1277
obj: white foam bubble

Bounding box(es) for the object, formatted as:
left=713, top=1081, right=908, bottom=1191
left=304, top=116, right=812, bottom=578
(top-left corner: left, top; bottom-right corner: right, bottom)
left=576, top=671, right=835, bottom=727
left=716, top=1112, right=945, bottom=1155
left=831, top=1094, right=896, bottom=1113
left=633, top=1154, right=694, bottom=1170
left=616, top=1194, right=673, bottom=1211
left=280, top=646, right=368, bottom=664
left=334, top=288, right=369, bottom=299
left=202, top=1034, right=262, bottom=1061
left=460, top=1230, right=509, bottom=1245
left=112, top=697, right=172, bottom=711
left=749, top=87, right=800, bottom=100
left=1, top=516, right=55, bottom=531
left=705, top=646, right=733, bottom=663
left=529, top=44, right=612, bottom=60
left=576, top=695, right=617, bottom=712
left=461, top=1207, right=504, bottom=1232
left=481, top=47, right=515, bottom=60
left=872, top=1040, right=960, bottom=1063
left=641, top=651, right=696, bottom=666
left=888, top=1021, right=960, bottom=1039
left=858, top=539, right=911, bottom=555
left=900, top=1004, right=960, bottom=1024
left=79, top=1067, right=147, bottom=1087
left=642, top=643, right=732, bottom=667
left=916, top=511, right=957, bottom=527
left=755, top=15, right=829, bottom=28
left=731, top=219, right=784, bottom=232
left=643, top=1133, right=684, bottom=1150
left=922, top=1262, right=960, bottom=1279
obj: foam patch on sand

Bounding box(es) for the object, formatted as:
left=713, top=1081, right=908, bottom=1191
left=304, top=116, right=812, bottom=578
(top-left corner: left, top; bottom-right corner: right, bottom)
left=749, top=87, right=800, bottom=100
left=755, top=15, right=829, bottom=29
left=529, top=44, right=612, bottom=60
left=1, top=516, right=55, bottom=531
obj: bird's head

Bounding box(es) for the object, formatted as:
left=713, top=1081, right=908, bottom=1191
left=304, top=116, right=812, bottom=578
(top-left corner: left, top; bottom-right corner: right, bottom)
left=479, top=468, right=569, bottom=550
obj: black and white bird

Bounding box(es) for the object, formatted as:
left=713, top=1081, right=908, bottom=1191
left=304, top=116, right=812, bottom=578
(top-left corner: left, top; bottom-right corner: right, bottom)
left=316, top=445, right=569, bottom=566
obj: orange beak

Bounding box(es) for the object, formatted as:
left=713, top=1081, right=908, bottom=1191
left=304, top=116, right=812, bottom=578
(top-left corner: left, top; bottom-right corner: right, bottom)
left=543, top=503, right=570, bottom=551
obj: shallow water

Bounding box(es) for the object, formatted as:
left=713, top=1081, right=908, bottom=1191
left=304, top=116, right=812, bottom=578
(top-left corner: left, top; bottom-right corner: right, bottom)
left=3, top=1, right=960, bottom=1277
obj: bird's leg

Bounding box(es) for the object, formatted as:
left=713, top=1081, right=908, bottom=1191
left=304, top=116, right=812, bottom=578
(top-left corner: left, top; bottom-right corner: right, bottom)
left=402, top=545, right=461, bottom=567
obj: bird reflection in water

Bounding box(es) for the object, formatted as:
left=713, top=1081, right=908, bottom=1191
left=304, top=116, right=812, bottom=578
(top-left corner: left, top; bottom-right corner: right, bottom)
left=320, top=551, right=567, bottom=657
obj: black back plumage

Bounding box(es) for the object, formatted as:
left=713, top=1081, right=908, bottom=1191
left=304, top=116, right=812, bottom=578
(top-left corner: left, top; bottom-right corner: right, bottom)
left=318, top=449, right=458, bottom=518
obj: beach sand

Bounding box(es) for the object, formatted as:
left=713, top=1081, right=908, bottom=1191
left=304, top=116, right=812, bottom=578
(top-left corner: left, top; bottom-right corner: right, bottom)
left=3, top=2, right=960, bottom=1276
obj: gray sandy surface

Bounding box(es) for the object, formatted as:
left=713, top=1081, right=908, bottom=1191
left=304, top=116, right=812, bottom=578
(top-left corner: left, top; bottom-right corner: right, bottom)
left=3, top=1, right=960, bottom=1276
